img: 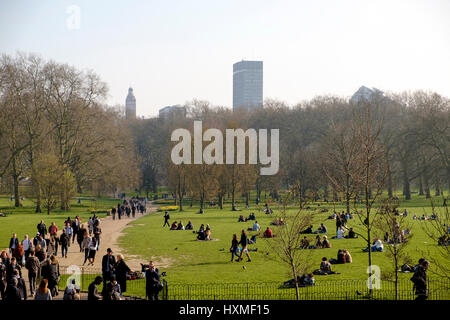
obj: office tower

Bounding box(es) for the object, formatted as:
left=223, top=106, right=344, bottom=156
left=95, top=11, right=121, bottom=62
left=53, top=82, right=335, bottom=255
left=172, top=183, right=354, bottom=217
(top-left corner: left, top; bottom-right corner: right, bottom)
left=233, top=60, right=263, bottom=110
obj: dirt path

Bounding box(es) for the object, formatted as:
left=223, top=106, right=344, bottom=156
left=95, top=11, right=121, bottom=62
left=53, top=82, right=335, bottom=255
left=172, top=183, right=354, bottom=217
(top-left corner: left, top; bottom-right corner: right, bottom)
left=54, top=202, right=158, bottom=271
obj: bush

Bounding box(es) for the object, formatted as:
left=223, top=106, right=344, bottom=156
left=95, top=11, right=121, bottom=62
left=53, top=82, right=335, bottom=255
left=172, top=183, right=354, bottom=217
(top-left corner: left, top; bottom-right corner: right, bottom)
left=157, top=206, right=179, bottom=212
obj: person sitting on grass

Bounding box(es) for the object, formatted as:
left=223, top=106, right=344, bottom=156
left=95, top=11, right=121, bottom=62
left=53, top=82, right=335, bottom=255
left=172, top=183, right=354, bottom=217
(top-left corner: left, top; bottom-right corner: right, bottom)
left=185, top=221, right=193, bottom=230
left=322, top=235, right=331, bottom=248
left=170, top=221, right=178, bottom=230
left=313, top=223, right=327, bottom=234
left=333, top=227, right=345, bottom=239
left=177, top=221, right=185, bottom=230
left=316, top=257, right=336, bottom=275
left=238, top=215, right=246, bottom=222
left=364, top=238, right=384, bottom=252
left=300, top=225, right=313, bottom=234
left=343, top=250, right=352, bottom=263
left=304, top=273, right=315, bottom=286
left=345, top=228, right=357, bottom=239
left=263, top=227, right=274, bottom=238
left=252, top=221, right=261, bottom=232
left=300, top=236, right=310, bottom=249
left=314, top=235, right=322, bottom=248
left=205, top=228, right=212, bottom=241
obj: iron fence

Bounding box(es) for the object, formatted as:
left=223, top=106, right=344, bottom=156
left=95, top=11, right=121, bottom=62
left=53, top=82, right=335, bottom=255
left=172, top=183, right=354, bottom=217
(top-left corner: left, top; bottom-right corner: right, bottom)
left=55, top=266, right=449, bottom=300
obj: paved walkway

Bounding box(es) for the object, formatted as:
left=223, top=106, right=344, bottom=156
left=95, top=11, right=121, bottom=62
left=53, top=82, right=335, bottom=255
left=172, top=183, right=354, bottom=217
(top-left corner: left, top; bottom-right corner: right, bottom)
left=21, top=202, right=158, bottom=299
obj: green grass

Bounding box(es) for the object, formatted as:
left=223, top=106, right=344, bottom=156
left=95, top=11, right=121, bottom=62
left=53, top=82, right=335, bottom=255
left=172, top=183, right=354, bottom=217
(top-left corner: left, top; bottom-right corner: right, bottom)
left=2, top=192, right=448, bottom=299
left=118, top=194, right=449, bottom=287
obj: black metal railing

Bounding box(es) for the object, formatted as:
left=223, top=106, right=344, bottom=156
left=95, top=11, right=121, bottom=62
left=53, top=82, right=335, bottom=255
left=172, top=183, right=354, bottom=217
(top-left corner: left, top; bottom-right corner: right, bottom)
left=55, top=266, right=449, bottom=300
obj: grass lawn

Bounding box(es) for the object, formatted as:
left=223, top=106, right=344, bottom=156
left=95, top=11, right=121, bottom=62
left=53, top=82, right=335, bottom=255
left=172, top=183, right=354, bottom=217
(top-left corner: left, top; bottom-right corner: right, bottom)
left=118, top=194, right=449, bottom=289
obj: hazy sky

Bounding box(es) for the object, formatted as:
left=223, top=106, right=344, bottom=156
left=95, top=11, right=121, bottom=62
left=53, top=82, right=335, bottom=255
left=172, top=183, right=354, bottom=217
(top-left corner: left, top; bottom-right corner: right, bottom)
left=1, top=0, right=449, bottom=117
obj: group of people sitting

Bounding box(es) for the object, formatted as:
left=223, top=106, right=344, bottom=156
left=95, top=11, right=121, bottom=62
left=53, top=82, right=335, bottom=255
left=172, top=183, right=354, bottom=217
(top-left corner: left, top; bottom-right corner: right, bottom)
left=299, top=235, right=332, bottom=249
left=263, top=203, right=273, bottom=214
left=300, top=224, right=327, bottom=234
left=270, top=217, right=285, bottom=226
left=328, top=211, right=353, bottom=221
left=283, top=273, right=315, bottom=288
left=412, top=214, right=437, bottom=220
left=329, top=249, right=352, bottom=264
left=170, top=220, right=194, bottom=231
left=196, top=224, right=212, bottom=241
left=238, top=212, right=256, bottom=223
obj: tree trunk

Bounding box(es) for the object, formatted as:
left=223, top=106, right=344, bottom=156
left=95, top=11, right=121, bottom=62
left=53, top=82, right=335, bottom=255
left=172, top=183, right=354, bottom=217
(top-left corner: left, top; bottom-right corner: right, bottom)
left=424, top=174, right=431, bottom=198
left=402, top=166, right=411, bottom=200
left=12, top=156, right=21, bottom=208
left=419, top=175, right=424, bottom=196
left=435, top=177, right=441, bottom=196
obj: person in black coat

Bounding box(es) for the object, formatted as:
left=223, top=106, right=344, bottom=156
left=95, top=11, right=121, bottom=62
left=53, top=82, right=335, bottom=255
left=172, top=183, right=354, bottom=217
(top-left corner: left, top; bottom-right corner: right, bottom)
left=102, top=248, right=116, bottom=292
left=5, top=277, right=22, bottom=301
left=411, top=260, right=430, bottom=301
left=37, top=220, right=47, bottom=237
left=6, top=257, right=22, bottom=284
left=13, top=269, right=27, bottom=300
left=115, top=254, right=131, bottom=293
left=59, top=230, right=69, bottom=258
left=46, top=256, right=60, bottom=297
left=145, top=261, right=162, bottom=300
left=9, top=234, right=20, bottom=255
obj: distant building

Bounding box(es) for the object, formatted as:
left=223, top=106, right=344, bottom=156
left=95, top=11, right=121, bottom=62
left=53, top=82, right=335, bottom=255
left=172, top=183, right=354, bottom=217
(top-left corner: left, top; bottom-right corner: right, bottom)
left=350, top=86, right=384, bottom=104
left=233, top=60, right=263, bottom=110
left=125, top=87, right=136, bottom=119
left=159, top=105, right=186, bottom=119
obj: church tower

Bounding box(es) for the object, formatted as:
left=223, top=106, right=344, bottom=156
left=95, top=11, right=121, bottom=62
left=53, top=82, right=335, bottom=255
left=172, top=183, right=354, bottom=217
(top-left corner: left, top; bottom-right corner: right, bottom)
left=125, top=87, right=136, bottom=119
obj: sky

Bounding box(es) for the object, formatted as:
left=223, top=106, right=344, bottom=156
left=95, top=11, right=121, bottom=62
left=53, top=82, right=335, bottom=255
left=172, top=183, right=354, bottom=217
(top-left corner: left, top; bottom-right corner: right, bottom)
left=1, top=0, right=449, bottom=117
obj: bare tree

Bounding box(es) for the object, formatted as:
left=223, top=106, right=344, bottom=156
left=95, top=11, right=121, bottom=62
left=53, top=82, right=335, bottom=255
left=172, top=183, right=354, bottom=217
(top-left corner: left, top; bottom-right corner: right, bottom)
left=263, top=192, right=313, bottom=300
left=374, top=201, right=412, bottom=300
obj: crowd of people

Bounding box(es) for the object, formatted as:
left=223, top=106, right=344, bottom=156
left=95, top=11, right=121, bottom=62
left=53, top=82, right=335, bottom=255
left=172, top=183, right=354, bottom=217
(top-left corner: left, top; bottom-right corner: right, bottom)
left=111, top=198, right=147, bottom=220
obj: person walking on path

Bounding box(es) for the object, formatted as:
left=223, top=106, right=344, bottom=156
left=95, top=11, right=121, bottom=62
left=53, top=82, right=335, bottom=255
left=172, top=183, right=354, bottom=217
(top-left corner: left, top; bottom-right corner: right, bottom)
left=87, top=237, right=98, bottom=266
left=88, top=217, right=94, bottom=236
left=71, top=217, right=80, bottom=245
left=64, top=223, right=73, bottom=247
left=22, top=234, right=33, bottom=262
left=145, top=261, right=162, bottom=300
left=46, top=255, right=60, bottom=297
left=238, top=230, right=251, bottom=262
left=37, top=220, right=47, bottom=238
left=94, top=224, right=102, bottom=249
left=48, top=222, right=58, bottom=238
left=163, top=211, right=170, bottom=228
left=59, top=229, right=69, bottom=259
left=112, top=207, right=116, bottom=220
left=76, top=226, right=85, bottom=252
left=82, top=232, right=92, bottom=265
left=34, top=279, right=52, bottom=300
left=25, top=249, right=40, bottom=297
left=101, top=248, right=116, bottom=295
left=115, top=254, right=131, bottom=294
left=9, top=233, right=19, bottom=256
